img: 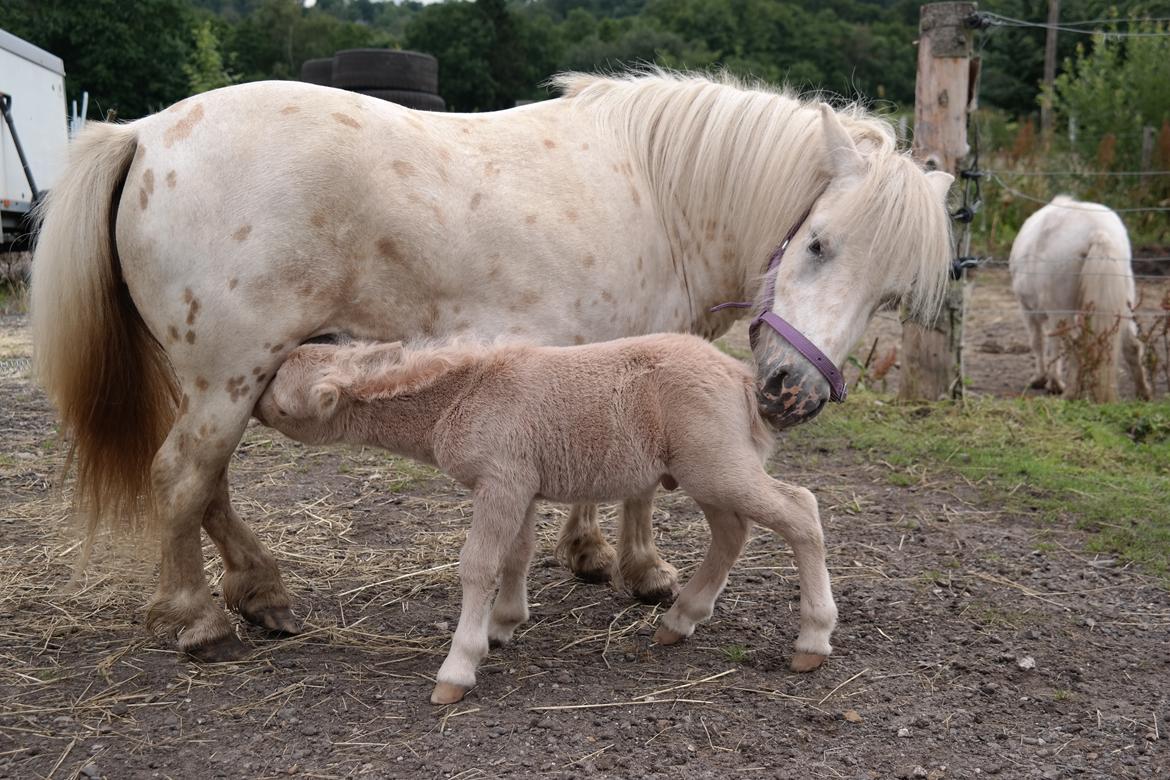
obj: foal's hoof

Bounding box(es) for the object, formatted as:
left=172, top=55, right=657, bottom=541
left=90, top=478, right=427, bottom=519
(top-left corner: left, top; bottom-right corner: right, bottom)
left=790, top=652, right=827, bottom=673
left=186, top=632, right=248, bottom=663
left=430, top=682, right=469, bottom=705
left=652, top=626, right=687, bottom=646
left=241, top=606, right=302, bottom=636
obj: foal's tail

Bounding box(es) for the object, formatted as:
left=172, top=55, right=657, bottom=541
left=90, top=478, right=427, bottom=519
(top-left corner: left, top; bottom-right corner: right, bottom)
left=30, top=122, right=177, bottom=544
left=1075, top=230, right=1130, bottom=402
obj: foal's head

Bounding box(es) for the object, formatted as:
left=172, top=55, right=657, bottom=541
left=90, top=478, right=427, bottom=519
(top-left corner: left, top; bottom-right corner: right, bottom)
left=255, top=341, right=405, bottom=444
left=752, top=105, right=953, bottom=427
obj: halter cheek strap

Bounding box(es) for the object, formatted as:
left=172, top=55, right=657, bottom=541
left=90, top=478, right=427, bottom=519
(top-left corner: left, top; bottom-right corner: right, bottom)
left=709, top=207, right=849, bottom=403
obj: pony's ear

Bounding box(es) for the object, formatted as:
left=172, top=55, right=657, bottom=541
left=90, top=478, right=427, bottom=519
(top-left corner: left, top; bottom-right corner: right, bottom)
left=819, top=103, right=865, bottom=181
left=925, top=170, right=954, bottom=204
left=354, top=341, right=405, bottom=375
left=311, top=382, right=341, bottom=418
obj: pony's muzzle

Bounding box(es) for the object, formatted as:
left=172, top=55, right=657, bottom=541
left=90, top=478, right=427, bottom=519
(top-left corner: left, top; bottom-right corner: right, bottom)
left=753, top=332, right=830, bottom=429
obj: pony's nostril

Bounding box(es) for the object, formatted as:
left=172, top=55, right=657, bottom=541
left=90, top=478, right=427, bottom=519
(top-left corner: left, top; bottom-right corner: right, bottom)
left=764, top=370, right=789, bottom=397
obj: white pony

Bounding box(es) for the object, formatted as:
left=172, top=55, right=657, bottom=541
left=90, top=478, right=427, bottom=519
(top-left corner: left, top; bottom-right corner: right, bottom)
left=1010, top=195, right=1152, bottom=401
left=30, top=71, right=952, bottom=661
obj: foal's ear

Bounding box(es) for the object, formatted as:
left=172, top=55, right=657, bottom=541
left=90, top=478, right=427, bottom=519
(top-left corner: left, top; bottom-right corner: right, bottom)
left=354, top=341, right=405, bottom=375
left=819, top=103, right=865, bottom=181
left=311, top=382, right=341, bottom=418
left=925, top=170, right=955, bottom=204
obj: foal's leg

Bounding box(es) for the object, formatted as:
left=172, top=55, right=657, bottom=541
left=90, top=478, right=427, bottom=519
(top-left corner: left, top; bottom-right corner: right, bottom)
left=675, top=467, right=836, bottom=672
left=487, top=501, right=537, bottom=647
left=202, top=470, right=299, bottom=635
left=432, top=485, right=531, bottom=705
left=748, top=479, right=837, bottom=671
left=618, top=495, right=680, bottom=604
left=1122, top=321, right=1153, bottom=400
left=652, top=506, right=749, bottom=645
left=555, top=503, right=617, bottom=583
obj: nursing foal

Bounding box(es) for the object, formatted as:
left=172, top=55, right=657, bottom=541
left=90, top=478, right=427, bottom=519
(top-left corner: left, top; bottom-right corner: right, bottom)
left=256, top=334, right=836, bottom=704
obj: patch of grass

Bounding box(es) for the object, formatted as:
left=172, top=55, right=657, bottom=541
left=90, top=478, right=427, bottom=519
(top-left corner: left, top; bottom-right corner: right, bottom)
left=714, top=338, right=752, bottom=362
left=0, top=281, right=28, bottom=316
left=721, top=644, right=752, bottom=665
left=788, top=390, right=1170, bottom=577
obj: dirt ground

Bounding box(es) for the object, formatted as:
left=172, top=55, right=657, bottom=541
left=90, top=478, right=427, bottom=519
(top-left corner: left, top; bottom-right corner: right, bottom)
left=1, top=271, right=1168, bottom=780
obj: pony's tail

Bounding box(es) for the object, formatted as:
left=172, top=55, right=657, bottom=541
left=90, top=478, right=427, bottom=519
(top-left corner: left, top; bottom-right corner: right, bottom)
left=1075, top=229, right=1129, bottom=402
left=30, top=122, right=177, bottom=550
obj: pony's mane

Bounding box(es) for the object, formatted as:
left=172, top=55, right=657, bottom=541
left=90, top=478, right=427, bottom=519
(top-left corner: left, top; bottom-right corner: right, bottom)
left=339, top=337, right=518, bottom=400
left=552, top=68, right=952, bottom=318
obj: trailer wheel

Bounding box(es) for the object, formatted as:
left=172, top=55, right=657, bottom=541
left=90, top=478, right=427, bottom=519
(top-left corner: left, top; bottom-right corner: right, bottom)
left=299, top=58, right=334, bottom=86
left=359, top=90, right=446, bottom=112
left=332, top=50, right=439, bottom=93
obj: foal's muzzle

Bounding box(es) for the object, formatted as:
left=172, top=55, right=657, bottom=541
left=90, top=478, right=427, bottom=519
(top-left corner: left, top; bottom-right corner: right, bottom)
left=752, top=326, right=832, bottom=429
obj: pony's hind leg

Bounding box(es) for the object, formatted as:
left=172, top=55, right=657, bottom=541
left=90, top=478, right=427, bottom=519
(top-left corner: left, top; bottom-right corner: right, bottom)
left=432, top=485, right=532, bottom=705
left=653, top=506, right=749, bottom=645
left=147, top=396, right=254, bottom=660
left=202, top=469, right=299, bottom=635
left=1025, top=314, right=1049, bottom=389
left=618, top=495, right=680, bottom=604
left=487, top=501, right=537, bottom=647
left=1122, top=321, right=1153, bottom=400
left=556, top=503, right=617, bottom=583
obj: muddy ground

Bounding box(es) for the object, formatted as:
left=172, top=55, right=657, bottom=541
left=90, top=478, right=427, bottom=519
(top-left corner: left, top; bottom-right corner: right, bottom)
left=1, top=269, right=1168, bottom=780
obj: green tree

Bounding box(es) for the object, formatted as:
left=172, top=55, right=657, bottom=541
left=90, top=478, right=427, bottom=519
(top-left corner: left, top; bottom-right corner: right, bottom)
left=0, top=0, right=196, bottom=119
left=406, top=2, right=497, bottom=111
left=1049, top=20, right=1170, bottom=170
left=184, top=19, right=236, bottom=94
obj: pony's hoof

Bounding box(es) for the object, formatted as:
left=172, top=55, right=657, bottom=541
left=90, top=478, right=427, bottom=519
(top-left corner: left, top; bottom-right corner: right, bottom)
left=1027, top=374, right=1048, bottom=390
left=790, top=652, right=827, bottom=673
left=186, top=632, right=248, bottom=663
left=653, top=625, right=686, bottom=646
left=625, top=561, right=680, bottom=605
left=564, top=542, right=617, bottom=584
left=241, top=606, right=302, bottom=636
left=430, top=682, right=469, bottom=705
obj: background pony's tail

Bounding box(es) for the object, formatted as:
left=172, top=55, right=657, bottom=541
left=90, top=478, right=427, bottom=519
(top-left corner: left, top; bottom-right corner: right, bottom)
left=1075, top=229, right=1130, bottom=402
left=30, top=122, right=177, bottom=548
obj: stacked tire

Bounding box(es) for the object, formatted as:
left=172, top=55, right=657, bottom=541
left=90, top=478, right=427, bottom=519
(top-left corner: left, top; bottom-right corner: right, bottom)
left=299, top=49, right=445, bottom=112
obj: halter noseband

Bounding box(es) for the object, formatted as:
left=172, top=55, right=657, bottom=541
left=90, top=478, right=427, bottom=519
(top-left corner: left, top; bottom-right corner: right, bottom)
left=710, top=206, right=848, bottom=403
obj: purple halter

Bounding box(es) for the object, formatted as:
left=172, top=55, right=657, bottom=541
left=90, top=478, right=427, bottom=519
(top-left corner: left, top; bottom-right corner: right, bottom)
left=710, top=207, right=848, bottom=403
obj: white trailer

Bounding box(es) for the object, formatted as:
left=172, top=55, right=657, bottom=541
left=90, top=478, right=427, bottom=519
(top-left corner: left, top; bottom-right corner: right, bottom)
left=1, top=28, right=68, bottom=252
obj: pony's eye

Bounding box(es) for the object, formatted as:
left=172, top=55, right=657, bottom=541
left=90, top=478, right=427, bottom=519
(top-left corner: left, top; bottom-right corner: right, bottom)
left=808, top=238, right=824, bottom=258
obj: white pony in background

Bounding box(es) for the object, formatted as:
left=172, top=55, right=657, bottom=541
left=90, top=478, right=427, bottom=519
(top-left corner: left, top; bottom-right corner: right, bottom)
left=1009, top=195, right=1152, bottom=402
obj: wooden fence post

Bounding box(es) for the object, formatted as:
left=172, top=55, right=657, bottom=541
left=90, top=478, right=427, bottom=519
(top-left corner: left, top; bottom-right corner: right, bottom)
left=898, top=1, right=976, bottom=402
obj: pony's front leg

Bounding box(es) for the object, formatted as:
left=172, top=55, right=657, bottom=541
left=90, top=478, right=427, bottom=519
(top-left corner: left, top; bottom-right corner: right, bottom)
left=487, top=501, right=537, bottom=647
left=202, top=469, right=299, bottom=635
left=432, top=485, right=531, bottom=705
left=555, top=503, right=617, bottom=583
left=146, top=406, right=249, bottom=660
left=619, top=494, right=679, bottom=603
left=653, top=506, right=748, bottom=645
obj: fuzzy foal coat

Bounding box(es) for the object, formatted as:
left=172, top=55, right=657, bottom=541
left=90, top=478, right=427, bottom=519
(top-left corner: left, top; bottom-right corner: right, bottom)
left=257, top=334, right=838, bottom=704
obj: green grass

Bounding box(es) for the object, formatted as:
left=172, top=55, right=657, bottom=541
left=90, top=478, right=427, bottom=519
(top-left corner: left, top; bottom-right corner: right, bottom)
left=721, top=644, right=752, bottom=665
left=786, top=390, right=1170, bottom=577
